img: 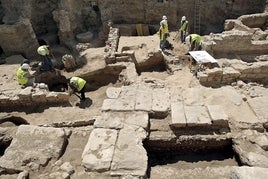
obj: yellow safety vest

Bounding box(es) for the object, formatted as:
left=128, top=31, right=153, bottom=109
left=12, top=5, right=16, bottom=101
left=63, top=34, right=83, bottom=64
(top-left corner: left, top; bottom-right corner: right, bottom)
left=159, top=25, right=169, bottom=41
left=180, top=20, right=188, bottom=31
left=190, top=34, right=201, bottom=44
left=70, top=77, right=86, bottom=91
left=16, top=67, right=28, bottom=85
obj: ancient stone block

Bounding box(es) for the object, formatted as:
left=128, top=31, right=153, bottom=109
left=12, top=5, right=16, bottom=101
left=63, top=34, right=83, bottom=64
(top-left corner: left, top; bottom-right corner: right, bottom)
left=248, top=97, right=268, bottom=120
left=110, top=125, right=147, bottom=177
left=82, top=128, right=118, bottom=172
left=152, top=88, right=170, bottom=113
left=182, top=88, right=204, bottom=106
left=184, top=106, right=211, bottom=126
left=207, top=105, right=229, bottom=126
left=135, top=85, right=153, bottom=112
left=170, top=102, right=186, bottom=127
left=231, top=166, right=268, bottom=179
left=0, top=125, right=67, bottom=171
left=106, top=87, right=121, bottom=99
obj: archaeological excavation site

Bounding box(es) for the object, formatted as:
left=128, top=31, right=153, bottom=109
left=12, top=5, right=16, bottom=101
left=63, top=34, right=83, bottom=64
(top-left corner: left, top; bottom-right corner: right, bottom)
left=1, top=0, right=268, bottom=178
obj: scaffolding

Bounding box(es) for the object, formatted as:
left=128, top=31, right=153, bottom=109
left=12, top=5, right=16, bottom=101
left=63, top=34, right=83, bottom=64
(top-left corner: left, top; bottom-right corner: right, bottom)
left=194, top=0, right=201, bottom=34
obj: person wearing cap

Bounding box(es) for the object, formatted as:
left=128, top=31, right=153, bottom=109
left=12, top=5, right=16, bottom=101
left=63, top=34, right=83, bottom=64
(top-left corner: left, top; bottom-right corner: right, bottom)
left=159, top=15, right=169, bottom=50
left=68, top=76, right=87, bottom=101
left=185, top=34, right=202, bottom=51
left=179, top=16, right=189, bottom=43
left=16, top=63, right=35, bottom=87
left=37, top=45, right=53, bottom=71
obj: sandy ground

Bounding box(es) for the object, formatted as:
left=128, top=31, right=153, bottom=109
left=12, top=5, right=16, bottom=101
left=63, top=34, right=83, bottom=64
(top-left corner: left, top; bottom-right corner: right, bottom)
left=0, top=32, right=267, bottom=178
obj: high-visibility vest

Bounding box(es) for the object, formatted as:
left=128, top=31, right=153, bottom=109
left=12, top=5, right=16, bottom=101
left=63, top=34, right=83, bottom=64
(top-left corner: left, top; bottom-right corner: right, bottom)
left=70, top=77, right=86, bottom=92
left=180, top=20, right=188, bottom=31
left=190, top=34, right=201, bottom=44
left=16, top=67, right=28, bottom=85
left=159, top=25, right=169, bottom=41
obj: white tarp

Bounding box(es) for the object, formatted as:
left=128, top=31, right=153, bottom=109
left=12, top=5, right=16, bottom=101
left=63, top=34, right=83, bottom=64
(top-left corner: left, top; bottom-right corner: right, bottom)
left=189, top=50, right=217, bottom=64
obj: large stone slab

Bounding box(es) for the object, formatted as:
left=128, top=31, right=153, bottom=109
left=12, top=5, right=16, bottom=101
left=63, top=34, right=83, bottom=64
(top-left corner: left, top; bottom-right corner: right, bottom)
left=135, top=85, right=153, bottom=112
left=0, top=125, right=67, bottom=171
left=106, top=87, right=121, bottom=99
left=110, top=125, right=147, bottom=177
left=94, top=111, right=149, bottom=130
left=184, top=106, right=211, bottom=126
left=101, top=98, right=135, bottom=111
left=233, top=140, right=268, bottom=167
left=170, top=102, right=186, bottom=127
left=207, top=105, right=229, bottom=126
left=152, top=88, right=170, bottom=114
left=221, top=86, right=243, bottom=106
left=182, top=88, right=204, bottom=106
left=102, top=86, right=137, bottom=111
left=169, top=87, right=183, bottom=103
left=248, top=97, right=268, bottom=120
left=81, top=128, right=118, bottom=172
left=231, top=166, right=268, bottom=179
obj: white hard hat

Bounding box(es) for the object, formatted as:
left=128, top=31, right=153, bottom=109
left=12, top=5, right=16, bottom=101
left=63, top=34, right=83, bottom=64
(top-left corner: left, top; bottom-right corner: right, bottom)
left=185, top=35, right=190, bottom=42
left=21, top=63, right=30, bottom=70
left=162, top=15, right=167, bottom=20
left=37, top=46, right=49, bottom=56
left=182, top=16, right=186, bottom=21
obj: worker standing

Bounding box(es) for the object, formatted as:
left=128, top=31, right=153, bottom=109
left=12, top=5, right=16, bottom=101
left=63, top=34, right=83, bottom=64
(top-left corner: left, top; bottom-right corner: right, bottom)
left=159, top=16, right=169, bottom=50
left=37, top=45, right=53, bottom=71
left=16, top=63, right=35, bottom=87
left=68, top=77, right=87, bottom=101
left=185, top=34, right=202, bottom=51
left=179, top=16, right=189, bottom=43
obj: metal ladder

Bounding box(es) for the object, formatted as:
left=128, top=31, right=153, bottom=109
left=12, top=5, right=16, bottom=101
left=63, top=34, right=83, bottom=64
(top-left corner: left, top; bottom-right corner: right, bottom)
left=194, top=0, right=201, bottom=34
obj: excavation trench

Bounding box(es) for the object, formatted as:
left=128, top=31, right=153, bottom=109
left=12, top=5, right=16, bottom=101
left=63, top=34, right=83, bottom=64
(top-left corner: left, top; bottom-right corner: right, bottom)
left=144, top=137, right=240, bottom=176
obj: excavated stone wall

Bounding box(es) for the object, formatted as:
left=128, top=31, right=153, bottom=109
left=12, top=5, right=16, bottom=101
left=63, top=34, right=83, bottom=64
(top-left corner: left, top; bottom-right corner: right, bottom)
left=198, top=60, right=268, bottom=87
left=0, top=0, right=266, bottom=59
left=0, top=19, right=39, bottom=58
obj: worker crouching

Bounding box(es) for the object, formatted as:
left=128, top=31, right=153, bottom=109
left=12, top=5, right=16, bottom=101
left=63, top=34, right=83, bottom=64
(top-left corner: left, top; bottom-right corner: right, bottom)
left=37, top=45, right=53, bottom=71
left=185, top=34, right=202, bottom=51
left=16, top=63, right=35, bottom=88
left=68, top=77, right=87, bottom=101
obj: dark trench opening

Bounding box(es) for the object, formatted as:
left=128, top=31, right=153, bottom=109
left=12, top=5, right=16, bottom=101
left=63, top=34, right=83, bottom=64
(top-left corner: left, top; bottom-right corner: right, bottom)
left=0, top=116, right=29, bottom=126
left=0, top=138, right=12, bottom=156
left=144, top=138, right=240, bottom=177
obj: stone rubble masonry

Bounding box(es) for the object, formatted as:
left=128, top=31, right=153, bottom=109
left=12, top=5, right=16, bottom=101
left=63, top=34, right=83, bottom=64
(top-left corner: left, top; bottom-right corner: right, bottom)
left=82, top=111, right=149, bottom=177
left=104, top=27, right=120, bottom=64
left=0, top=125, right=68, bottom=171
left=200, top=12, right=268, bottom=87
left=0, top=86, right=69, bottom=107
left=198, top=61, right=268, bottom=87
left=0, top=18, right=39, bottom=59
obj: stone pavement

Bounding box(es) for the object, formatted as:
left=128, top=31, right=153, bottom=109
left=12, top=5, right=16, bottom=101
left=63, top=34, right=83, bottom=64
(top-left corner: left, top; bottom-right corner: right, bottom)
left=80, top=84, right=268, bottom=177
left=102, top=85, right=230, bottom=128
